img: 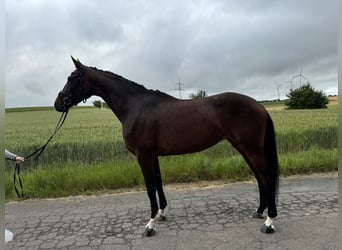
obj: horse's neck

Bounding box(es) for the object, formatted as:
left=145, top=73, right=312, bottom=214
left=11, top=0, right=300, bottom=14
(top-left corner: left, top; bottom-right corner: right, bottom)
left=89, top=73, right=142, bottom=122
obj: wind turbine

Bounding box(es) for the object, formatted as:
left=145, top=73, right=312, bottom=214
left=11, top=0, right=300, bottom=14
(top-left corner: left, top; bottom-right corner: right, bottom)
left=290, top=66, right=310, bottom=87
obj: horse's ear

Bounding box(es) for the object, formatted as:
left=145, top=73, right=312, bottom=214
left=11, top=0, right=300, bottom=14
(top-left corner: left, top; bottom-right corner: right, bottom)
left=71, top=56, right=84, bottom=70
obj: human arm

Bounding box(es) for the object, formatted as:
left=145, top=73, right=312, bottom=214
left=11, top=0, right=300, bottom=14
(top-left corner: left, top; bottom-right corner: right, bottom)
left=5, top=149, right=25, bottom=163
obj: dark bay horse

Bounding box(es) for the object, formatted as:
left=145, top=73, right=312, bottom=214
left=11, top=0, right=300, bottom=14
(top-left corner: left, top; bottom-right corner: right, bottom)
left=54, top=57, right=279, bottom=236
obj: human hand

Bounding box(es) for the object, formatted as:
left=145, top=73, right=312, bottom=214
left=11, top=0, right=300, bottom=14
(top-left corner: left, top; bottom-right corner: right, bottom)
left=15, top=156, right=25, bottom=164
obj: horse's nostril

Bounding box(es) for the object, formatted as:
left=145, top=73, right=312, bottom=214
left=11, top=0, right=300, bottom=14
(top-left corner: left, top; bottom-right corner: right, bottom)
left=63, top=97, right=72, bottom=106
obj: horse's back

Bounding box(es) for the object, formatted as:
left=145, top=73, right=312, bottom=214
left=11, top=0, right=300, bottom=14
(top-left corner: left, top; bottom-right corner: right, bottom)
left=206, top=92, right=263, bottom=109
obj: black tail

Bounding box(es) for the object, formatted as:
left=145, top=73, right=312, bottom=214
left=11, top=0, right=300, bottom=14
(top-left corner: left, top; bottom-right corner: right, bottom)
left=264, top=113, right=279, bottom=217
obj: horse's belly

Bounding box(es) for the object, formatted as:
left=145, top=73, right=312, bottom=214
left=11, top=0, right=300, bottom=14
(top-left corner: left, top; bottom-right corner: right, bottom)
left=156, top=128, right=223, bottom=156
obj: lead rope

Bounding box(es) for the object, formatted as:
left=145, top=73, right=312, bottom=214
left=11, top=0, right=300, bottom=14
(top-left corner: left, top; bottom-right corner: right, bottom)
left=13, top=111, right=69, bottom=198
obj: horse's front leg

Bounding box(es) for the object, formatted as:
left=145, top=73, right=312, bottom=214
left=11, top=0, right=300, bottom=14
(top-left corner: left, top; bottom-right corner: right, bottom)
left=137, top=153, right=159, bottom=237
left=154, top=157, right=167, bottom=221
left=144, top=180, right=159, bottom=237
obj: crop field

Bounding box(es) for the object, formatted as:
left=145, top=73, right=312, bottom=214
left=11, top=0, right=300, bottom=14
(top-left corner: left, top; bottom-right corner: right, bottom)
left=5, top=102, right=338, bottom=199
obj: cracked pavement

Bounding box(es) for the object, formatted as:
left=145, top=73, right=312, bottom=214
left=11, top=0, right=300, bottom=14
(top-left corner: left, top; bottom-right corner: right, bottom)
left=5, top=173, right=337, bottom=249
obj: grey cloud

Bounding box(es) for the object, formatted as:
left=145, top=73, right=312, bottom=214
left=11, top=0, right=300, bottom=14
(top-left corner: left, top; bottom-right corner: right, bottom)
left=5, top=0, right=338, bottom=107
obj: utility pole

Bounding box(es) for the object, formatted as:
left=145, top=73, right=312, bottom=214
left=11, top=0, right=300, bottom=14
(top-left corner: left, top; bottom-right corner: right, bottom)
left=274, top=82, right=281, bottom=101
left=176, top=78, right=184, bottom=99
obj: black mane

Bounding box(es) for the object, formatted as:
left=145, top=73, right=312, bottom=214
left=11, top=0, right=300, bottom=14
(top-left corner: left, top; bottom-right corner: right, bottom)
left=90, top=66, right=145, bottom=89
left=89, top=66, right=176, bottom=99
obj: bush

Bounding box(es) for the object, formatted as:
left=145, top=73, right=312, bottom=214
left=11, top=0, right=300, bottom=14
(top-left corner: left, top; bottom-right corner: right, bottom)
left=285, top=84, right=329, bottom=109
left=93, top=100, right=102, bottom=108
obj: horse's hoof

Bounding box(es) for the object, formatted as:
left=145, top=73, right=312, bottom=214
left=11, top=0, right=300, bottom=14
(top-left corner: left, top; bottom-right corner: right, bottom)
left=252, top=211, right=265, bottom=219
left=157, top=214, right=166, bottom=221
left=144, top=228, right=156, bottom=237
left=261, top=224, right=275, bottom=234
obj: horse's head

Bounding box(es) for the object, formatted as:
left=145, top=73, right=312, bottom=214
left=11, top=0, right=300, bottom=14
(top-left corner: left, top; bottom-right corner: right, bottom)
left=54, top=56, right=90, bottom=112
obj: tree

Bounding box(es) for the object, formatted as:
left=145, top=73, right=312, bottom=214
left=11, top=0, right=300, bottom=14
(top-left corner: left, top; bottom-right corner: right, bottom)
left=285, top=84, right=329, bottom=109
left=93, top=100, right=102, bottom=108
left=189, top=89, right=208, bottom=99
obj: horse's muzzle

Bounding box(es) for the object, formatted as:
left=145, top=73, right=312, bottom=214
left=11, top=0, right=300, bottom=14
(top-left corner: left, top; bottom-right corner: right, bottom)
left=55, top=91, right=72, bottom=112
left=54, top=100, right=67, bottom=112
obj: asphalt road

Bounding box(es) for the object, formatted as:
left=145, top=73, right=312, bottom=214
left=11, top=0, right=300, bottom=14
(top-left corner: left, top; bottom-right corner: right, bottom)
left=5, top=173, right=337, bottom=250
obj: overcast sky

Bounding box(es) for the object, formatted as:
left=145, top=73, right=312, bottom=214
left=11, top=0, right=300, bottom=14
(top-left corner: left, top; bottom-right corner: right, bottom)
left=5, top=0, right=338, bottom=107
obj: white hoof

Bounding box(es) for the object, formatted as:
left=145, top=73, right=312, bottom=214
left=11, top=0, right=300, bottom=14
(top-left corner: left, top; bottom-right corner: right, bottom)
left=261, top=216, right=276, bottom=233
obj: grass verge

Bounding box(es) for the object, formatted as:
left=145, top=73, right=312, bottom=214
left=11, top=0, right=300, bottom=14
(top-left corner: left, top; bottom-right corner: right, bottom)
left=5, top=147, right=337, bottom=201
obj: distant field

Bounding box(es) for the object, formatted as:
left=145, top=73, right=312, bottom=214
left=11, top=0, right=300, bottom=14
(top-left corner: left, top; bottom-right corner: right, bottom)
left=327, top=95, right=338, bottom=107
left=5, top=104, right=337, bottom=164
left=5, top=100, right=338, bottom=199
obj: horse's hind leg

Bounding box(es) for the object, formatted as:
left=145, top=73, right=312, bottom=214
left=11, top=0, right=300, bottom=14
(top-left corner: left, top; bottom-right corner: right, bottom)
left=154, top=157, right=167, bottom=221
left=245, top=152, right=277, bottom=233
left=253, top=175, right=268, bottom=219
left=231, top=142, right=277, bottom=233
left=241, top=151, right=268, bottom=217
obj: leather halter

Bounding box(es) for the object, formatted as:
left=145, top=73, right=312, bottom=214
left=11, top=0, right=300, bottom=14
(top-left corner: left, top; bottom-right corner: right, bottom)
left=58, top=69, right=87, bottom=111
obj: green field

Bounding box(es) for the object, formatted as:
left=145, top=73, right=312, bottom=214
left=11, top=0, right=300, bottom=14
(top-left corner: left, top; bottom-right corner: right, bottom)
left=5, top=103, right=338, bottom=200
